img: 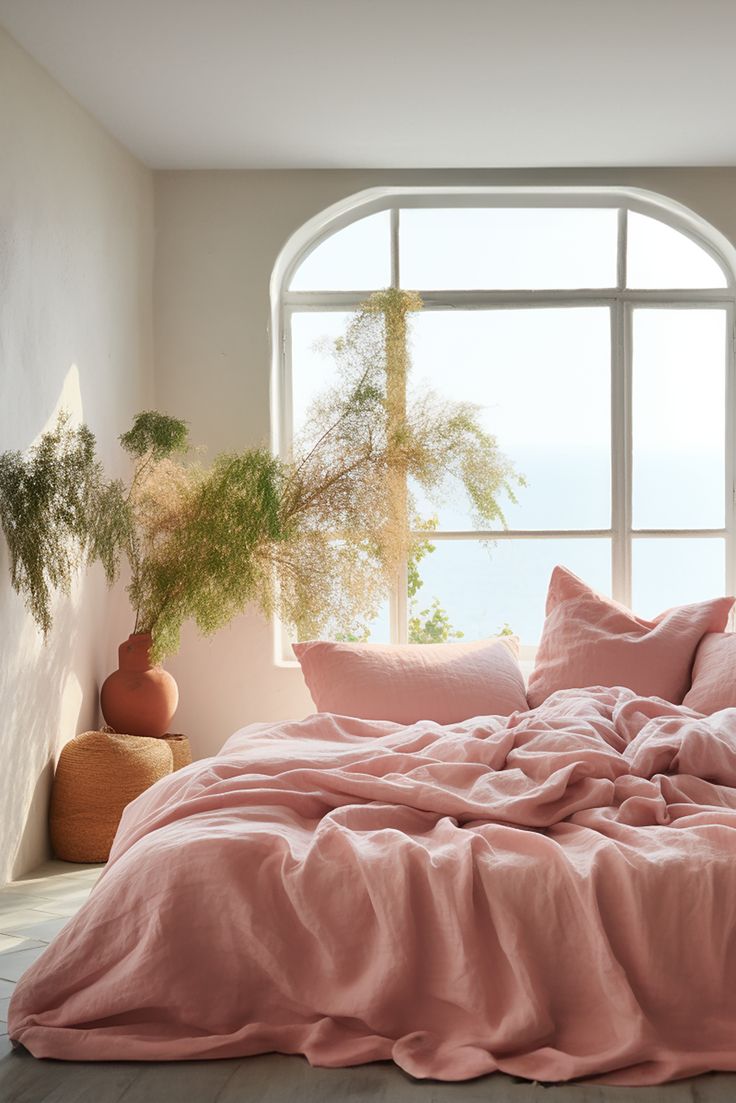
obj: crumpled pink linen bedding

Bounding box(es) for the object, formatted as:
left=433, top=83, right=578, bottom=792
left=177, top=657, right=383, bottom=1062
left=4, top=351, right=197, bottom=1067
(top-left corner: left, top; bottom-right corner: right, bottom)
left=9, top=687, right=736, bottom=1084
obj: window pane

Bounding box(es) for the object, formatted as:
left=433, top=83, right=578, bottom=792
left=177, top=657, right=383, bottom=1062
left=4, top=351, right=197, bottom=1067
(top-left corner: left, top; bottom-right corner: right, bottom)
left=632, top=538, right=726, bottom=620
left=290, top=312, right=351, bottom=437
left=632, top=309, right=726, bottom=529
left=400, top=207, right=618, bottom=290
left=409, top=309, right=611, bottom=530
left=316, top=598, right=391, bottom=645
left=410, top=538, right=611, bottom=647
left=287, top=598, right=390, bottom=657
left=627, top=212, right=727, bottom=289
left=290, top=211, right=391, bottom=291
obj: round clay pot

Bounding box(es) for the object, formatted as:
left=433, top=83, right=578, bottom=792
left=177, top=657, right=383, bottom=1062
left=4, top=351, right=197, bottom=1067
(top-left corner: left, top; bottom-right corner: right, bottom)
left=100, top=633, right=179, bottom=738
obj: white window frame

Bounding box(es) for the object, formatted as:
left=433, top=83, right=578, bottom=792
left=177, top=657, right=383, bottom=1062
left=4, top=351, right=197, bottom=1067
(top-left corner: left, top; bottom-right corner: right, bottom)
left=272, top=188, right=736, bottom=662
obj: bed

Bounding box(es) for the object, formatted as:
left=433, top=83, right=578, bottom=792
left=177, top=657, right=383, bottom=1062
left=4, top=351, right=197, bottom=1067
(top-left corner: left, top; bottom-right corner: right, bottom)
left=8, top=567, right=736, bottom=1084
left=8, top=684, right=736, bottom=1084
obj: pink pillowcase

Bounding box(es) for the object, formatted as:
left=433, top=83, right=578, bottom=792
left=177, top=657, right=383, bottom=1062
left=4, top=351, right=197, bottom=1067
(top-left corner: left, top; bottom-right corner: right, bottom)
left=683, top=633, right=736, bottom=713
left=293, top=637, right=528, bottom=725
left=527, top=566, right=734, bottom=709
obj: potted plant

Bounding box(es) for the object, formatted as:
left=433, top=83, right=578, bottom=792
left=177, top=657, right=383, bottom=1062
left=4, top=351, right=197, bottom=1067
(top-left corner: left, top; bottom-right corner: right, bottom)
left=0, top=290, right=523, bottom=737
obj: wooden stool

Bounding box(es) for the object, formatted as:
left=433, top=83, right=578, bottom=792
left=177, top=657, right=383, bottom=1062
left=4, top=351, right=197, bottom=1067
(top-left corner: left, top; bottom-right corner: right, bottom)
left=50, top=731, right=192, bottom=863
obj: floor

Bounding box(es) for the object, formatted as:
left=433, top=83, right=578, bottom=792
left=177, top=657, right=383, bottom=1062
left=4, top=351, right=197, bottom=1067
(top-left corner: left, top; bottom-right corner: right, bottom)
left=0, top=864, right=735, bottom=1102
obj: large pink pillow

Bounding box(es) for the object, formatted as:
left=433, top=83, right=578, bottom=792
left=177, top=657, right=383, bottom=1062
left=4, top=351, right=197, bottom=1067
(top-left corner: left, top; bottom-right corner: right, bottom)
left=527, top=566, right=733, bottom=709
left=292, top=637, right=528, bottom=724
left=683, top=633, right=736, bottom=713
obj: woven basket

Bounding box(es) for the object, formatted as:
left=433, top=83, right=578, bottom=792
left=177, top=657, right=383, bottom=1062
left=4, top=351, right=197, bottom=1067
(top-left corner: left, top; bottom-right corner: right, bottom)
left=50, top=731, right=174, bottom=863
left=162, top=733, right=192, bottom=771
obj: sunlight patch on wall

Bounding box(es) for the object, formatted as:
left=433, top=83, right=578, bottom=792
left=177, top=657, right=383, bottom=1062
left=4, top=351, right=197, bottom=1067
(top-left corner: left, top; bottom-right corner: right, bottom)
left=59, top=669, right=84, bottom=745
left=40, top=363, right=84, bottom=437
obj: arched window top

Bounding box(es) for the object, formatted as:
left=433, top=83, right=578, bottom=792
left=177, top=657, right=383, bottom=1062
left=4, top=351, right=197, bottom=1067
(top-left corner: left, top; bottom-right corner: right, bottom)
left=289, top=210, right=392, bottom=291
left=279, top=187, right=734, bottom=295
left=272, top=187, right=736, bottom=659
left=626, top=210, right=727, bottom=289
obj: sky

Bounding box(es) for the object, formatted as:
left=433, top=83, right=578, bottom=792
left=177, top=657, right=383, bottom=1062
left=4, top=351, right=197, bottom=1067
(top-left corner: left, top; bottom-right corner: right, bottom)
left=287, top=207, right=729, bottom=645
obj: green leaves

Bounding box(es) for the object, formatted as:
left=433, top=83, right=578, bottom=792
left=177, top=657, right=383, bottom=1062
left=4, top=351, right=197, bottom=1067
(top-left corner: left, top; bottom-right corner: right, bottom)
left=0, top=413, right=129, bottom=635
left=409, top=599, right=464, bottom=644
left=0, top=408, right=291, bottom=660
left=119, top=411, right=189, bottom=460
left=0, top=289, right=524, bottom=657
left=133, top=449, right=285, bottom=662
left=286, top=289, right=524, bottom=643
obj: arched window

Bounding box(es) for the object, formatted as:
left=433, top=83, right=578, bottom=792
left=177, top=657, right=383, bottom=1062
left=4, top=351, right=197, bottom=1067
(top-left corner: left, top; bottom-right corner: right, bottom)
left=274, top=190, right=735, bottom=655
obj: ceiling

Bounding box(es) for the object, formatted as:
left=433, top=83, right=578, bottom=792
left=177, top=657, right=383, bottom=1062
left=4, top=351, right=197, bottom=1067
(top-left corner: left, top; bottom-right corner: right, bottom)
left=1, top=0, right=735, bottom=170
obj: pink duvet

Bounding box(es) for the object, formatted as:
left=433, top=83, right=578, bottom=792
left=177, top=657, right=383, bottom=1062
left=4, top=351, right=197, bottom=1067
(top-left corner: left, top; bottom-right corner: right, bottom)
left=9, top=687, right=736, bottom=1084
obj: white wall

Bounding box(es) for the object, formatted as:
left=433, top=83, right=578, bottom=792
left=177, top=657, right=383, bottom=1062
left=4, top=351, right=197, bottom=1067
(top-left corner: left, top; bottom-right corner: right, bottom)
left=154, top=167, right=736, bottom=759
left=0, top=28, right=153, bottom=882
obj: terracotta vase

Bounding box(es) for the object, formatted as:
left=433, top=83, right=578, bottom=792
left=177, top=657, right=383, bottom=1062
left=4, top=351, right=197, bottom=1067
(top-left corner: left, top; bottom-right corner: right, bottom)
left=100, top=633, right=178, bottom=738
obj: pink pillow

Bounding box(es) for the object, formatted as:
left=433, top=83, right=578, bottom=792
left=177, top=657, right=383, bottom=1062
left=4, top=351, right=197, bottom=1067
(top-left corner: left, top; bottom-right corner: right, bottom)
left=292, top=637, right=528, bottom=724
left=683, top=633, right=736, bottom=713
left=527, top=566, right=734, bottom=709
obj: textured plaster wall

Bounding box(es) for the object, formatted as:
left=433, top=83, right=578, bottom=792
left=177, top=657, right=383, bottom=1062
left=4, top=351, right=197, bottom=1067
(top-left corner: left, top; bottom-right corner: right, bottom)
left=0, top=27, right=153, bottom=882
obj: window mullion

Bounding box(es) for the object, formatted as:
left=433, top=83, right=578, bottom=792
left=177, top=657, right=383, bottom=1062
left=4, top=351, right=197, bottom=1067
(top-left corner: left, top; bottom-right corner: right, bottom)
left=611, top=298, right=632, bottom=605
left=623, top=303, right=633, bottom=606
left=389, top=208, right=409, bottom=643
left=280, top=305, right=294, bottom=462
left=725, top=302, right=736, bottom=600
left=395, top=559, right=409, bottom=644
left=390, top=208, right=400, bottom=290
left=616, top=207, right=627, bottom=290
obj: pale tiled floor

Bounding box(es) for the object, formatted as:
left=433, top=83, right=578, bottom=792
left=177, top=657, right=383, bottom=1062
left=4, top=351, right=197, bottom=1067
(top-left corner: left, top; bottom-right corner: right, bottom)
left=1, top=863, right=735, bottom=1101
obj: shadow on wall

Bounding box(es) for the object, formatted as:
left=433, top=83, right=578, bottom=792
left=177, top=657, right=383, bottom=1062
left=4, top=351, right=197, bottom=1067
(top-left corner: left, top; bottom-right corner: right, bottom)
left=0, top=365, right=133, bottom=883
left=0, top=536, right=108, bottom=880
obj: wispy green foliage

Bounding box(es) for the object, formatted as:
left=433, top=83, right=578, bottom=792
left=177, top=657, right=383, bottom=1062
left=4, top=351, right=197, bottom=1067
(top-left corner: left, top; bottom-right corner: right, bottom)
left=0, top=290, right=523, bottom=659
left=0, top=413, right=126, bottom=635
left=288, top=288, right=524, bottom=641
left=129, top=449, right=285, bottom=660
left=119, top=411, right=189, bottom=461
